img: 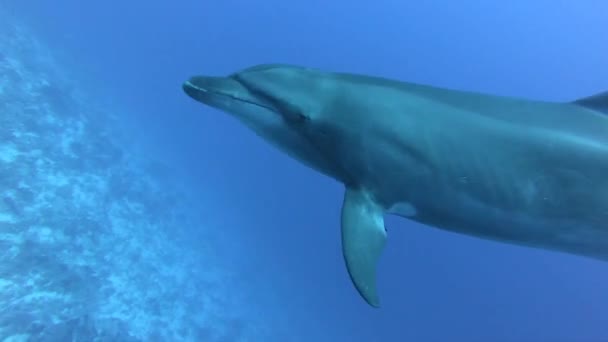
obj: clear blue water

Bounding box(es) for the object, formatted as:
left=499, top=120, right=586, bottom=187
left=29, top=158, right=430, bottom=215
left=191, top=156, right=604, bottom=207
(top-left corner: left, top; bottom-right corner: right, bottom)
left=1, top=1, right=608, bottom=341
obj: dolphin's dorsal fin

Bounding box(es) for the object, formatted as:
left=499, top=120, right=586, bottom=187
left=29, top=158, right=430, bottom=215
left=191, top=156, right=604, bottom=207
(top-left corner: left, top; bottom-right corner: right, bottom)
left=341, top=187, right=387, bottom=308
left=573, top=91, right=608, bottom=114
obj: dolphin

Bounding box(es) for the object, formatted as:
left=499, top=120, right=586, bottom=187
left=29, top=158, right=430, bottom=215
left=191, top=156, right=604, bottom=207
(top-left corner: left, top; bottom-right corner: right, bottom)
left=182, top=64, right=608, bottom=307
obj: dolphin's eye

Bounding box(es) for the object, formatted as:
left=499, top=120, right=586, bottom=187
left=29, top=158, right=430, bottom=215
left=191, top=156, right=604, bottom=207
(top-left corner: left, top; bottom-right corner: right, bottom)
left=232, top=74, right=310, bottom=124
left=283, top=109, right=309, bottom=124
left=295, top=110, right=310, bottom=122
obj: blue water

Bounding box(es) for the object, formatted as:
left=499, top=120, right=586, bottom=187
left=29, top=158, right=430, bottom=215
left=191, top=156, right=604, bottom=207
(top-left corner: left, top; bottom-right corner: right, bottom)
left=1, top=1, right=608, bottom=341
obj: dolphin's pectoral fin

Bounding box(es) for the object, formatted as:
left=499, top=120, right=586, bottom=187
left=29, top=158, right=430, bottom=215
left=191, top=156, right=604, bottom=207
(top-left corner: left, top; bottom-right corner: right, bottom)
left=341, top=187, right=387, bottom=308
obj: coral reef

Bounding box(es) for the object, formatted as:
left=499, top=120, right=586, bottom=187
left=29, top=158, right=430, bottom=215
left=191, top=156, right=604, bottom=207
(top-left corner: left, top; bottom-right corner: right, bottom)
left=0, top=17, right=272, bottom=342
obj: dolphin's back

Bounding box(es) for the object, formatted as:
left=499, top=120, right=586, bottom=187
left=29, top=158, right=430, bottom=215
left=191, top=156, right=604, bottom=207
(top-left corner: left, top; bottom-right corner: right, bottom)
left=331, top=72, right=608, bottom=184
left=333, top=71, right=608, bottom=136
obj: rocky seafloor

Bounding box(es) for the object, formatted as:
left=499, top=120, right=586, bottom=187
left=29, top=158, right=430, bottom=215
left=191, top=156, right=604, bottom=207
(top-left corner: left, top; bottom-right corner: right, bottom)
left=0, top=17, right=278, bottom=342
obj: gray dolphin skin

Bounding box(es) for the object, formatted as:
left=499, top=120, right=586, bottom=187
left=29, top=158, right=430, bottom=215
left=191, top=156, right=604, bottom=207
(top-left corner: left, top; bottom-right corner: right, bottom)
left=182, top=64, right=608, bottom=308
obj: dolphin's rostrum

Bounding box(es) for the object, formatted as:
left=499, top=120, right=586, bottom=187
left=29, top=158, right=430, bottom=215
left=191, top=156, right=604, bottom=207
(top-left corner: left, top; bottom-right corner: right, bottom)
left=183, top=64, right=608, bottom=307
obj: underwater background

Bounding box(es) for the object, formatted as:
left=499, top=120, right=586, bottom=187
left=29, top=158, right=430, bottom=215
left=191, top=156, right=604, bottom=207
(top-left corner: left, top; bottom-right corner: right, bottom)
left=1, top=1, right=608, bottom=341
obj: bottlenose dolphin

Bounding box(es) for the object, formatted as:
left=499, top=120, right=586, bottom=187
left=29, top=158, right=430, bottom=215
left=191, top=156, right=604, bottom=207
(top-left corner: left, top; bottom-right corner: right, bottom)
left=182, top=64, right=608, bottom=307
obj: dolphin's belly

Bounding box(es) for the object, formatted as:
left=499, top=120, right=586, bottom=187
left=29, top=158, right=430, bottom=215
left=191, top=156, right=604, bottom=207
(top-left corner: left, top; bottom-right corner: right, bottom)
left=408, top=183, right=608, bottom=261
left=361, top=113, right=608, bottom=261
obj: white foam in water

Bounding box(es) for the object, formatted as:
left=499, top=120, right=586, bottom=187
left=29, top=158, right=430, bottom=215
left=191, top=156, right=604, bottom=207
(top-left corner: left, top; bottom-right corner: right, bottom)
left=0, top=143, right=19, bottom=163
left=0, top=213, right=16, bottom=224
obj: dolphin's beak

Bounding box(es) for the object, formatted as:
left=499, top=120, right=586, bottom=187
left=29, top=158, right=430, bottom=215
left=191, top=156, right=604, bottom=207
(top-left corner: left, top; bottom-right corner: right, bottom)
left=182, top=76, right=245, bottom=104
left=182, top=78, right=203, bottom=100
left=183, top=75, right=279, bottom=116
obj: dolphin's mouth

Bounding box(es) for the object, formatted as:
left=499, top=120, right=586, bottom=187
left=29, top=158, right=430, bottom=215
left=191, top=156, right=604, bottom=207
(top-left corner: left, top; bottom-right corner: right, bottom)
left=182, top=76, right=277, bottom=113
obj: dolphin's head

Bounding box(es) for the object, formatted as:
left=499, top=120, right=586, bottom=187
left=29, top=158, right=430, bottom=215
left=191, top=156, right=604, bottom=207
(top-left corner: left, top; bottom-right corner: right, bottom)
left=183, top=64, right=344, bottom=179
